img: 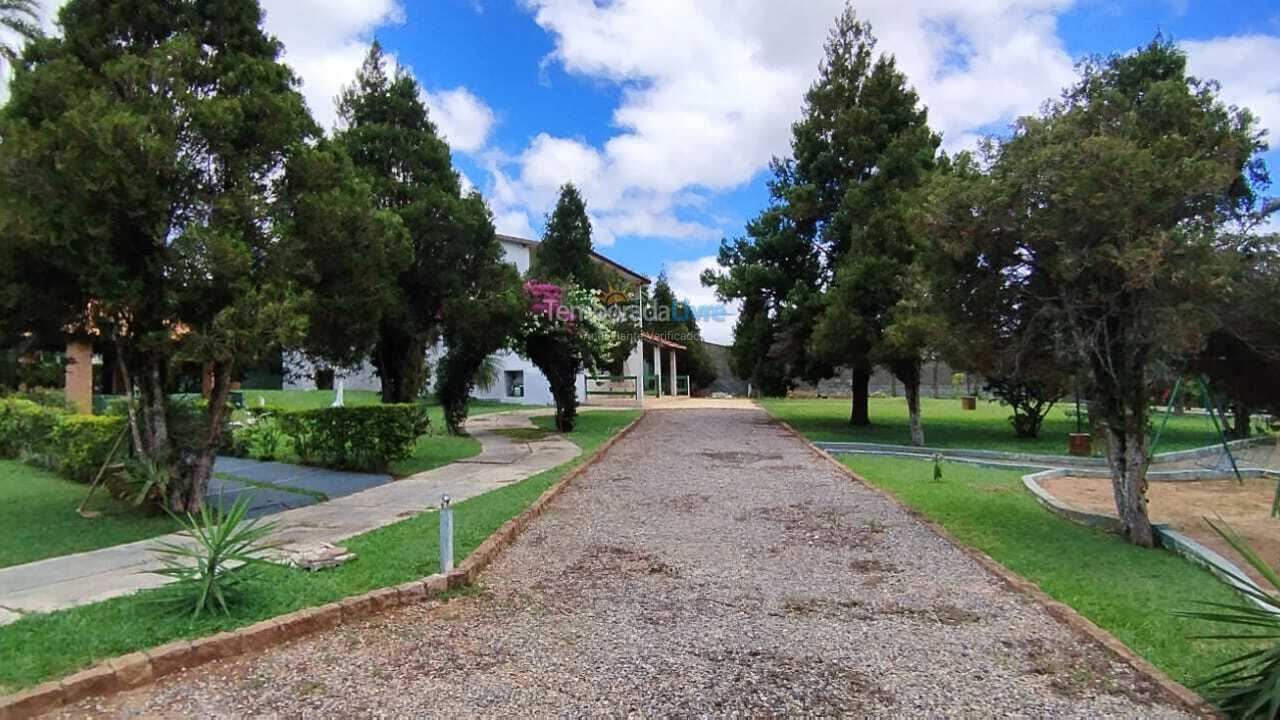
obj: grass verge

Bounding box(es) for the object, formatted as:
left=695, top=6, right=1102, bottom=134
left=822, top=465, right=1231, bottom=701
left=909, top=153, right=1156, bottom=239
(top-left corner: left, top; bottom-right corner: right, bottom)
left=0, top=460, right=176, bottom=569
left=761, top=396, right=1234, bottom=456
left=0, top=409, right=640, bottom=694
left=840, top=454, right=1249, bottom=687
left=213, top=472, right=329, bottom=503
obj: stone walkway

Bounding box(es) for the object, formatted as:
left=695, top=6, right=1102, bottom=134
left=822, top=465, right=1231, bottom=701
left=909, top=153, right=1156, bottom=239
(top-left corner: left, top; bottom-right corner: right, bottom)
left=66, top=408, right=1191, bottom=718
left=0, top=410, right=579, bottom=626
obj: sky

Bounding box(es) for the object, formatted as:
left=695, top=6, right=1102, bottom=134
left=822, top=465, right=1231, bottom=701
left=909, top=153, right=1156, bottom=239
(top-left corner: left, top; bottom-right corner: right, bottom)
left=15, top=0, right=1280, bottom=344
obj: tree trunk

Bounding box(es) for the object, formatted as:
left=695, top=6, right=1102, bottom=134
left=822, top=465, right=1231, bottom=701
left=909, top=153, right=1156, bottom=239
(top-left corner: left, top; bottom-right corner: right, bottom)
left=1105, top=420, right=1156, bottom=547
left=849, top=364, right=871, bottom=426
left=376, top=324, right=428, bottom=403
left=889, top=358, right=924, bottom=446
left=905, top=377, right=924, bottom=446
left=1231, top=401, right=1250, bottom=439
left=176, top=363, right=233, bottom=514
left=147, top=360, right=169, bottom=455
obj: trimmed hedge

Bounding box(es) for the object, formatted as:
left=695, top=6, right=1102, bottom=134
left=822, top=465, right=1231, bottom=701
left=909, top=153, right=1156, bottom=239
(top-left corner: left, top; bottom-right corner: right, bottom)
left=0, top=397, right=127, bottom=482
left=48, top=415, right=128, bottom=483
left=277, top=404, right=426, bottom=472
left=0, top=398, right=65, bottom=460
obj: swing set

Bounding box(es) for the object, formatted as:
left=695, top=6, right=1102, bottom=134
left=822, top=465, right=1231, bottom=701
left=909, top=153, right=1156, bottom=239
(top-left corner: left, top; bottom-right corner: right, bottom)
left=1150, top=375, right=1279, bottom=519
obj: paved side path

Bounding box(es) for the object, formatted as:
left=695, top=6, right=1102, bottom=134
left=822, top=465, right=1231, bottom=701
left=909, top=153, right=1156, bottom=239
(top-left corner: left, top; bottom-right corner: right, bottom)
left=0, top=411, right=578, bottom=625
left=67, top=408, right=1189, bottom=718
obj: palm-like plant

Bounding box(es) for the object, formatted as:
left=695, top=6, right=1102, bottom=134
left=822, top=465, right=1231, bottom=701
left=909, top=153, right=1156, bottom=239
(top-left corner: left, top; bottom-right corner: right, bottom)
left=149, top=495, right=280, bottom=618
left=1175, top=518, right=1280, bottom=719
left=0, top=0, right=41, bottom=68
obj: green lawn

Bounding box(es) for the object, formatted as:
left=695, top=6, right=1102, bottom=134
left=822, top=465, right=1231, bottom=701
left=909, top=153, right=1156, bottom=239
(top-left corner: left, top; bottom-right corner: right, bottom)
left=0, top=392, right=521, bottom=571
left=761, top=396, right=1230, bottom=455
left=841, top=455, right=1249, bottom=687
left=0, top=461, right=177, bottom=570
left=0, top=409, right=640, bottom=694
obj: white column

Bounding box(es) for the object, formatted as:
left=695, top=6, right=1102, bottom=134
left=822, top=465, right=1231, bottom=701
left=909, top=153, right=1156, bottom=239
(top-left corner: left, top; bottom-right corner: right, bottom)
left=631, top=338, right=644, bottom=405
left=652, top=343, right=662, bottom=397
left=668, top=348, right=678, bottom=396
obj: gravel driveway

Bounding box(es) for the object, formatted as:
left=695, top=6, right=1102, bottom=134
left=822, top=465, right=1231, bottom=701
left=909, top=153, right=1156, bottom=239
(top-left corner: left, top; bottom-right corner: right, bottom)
left=56, top=408, right=1191, bottom=718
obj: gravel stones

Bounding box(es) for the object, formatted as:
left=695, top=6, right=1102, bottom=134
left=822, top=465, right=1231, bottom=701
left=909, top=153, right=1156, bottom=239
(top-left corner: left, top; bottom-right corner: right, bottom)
left=53, top=408, right=1192, bottom=718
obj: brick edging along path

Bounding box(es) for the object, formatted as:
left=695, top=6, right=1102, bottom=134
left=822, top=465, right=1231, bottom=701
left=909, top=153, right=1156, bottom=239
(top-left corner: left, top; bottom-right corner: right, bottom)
left=774, top=418, right=1219, bottom=719
left=0, top=412, right=647, bottom=720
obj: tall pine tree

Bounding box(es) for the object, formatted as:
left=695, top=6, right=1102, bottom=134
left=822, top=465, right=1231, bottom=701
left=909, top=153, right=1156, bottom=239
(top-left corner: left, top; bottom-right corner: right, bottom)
left=704, top=6, right=939, bottom=428
left=333, top=42, right=502, bottom=403
left=530, top=183, right=608, bottom=290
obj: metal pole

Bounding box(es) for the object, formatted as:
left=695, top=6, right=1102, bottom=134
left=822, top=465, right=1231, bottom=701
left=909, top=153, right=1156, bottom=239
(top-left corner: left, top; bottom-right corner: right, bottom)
left=1197, top=376, right=1243, bottom=484
left=1149, top=377, right=1182, bottom=462
left=439, top=494, right=454, bottom=572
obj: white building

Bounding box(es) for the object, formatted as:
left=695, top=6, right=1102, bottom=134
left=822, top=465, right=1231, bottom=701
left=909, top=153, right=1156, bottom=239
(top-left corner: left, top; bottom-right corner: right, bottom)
left=286, top=233, right=691, bottom=407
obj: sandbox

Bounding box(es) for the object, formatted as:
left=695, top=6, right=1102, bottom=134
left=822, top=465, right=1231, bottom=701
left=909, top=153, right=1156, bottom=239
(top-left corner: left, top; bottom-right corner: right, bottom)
left=1040, top=474, right=1280, bottom=586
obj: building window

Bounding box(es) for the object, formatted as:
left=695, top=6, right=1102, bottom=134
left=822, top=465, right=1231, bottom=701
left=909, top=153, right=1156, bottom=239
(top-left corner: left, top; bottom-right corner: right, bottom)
left=505, top=370, right=524, bottom=398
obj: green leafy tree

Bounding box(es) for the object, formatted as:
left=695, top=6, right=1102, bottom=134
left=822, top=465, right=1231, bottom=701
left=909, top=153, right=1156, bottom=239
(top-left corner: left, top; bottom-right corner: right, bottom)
left=919, top=152, right=1072, bottom=440
left=0, top=0, right=319, bottom=511
left=803, top=10, right=940, bottom=439
left=333, top=42, right=495, bottom=403
left=917, top=38, right=1268, bottom=546
left=704, top=7, right=939, bottom=424
left=702, top=186, right=824, bottom=397
left=435, top=264, right=525, bottom=435
left=276, top=139, right=411, bottom=370
left=1192, top=237, right=1280, bottom=437
left=648, top=272, right=717, bottom=391
left=530, top=182, right=609, bottom=290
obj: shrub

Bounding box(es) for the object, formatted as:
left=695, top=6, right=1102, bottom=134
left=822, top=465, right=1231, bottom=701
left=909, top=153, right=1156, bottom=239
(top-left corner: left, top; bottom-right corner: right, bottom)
left=149, top=494, right=279, bottom=618
left=49, top=414, right=128, bottom=483
left=0, top=397, right=67, bottom=460
left=277, top=404, right=425, bottom=472
left=13, top=388, right=73, bottom=411
left=237, top=415, right=285, bottom=461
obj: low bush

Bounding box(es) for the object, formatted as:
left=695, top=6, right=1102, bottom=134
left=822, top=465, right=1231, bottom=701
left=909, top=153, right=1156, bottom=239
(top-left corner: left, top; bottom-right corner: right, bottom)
left=0, top=397, right=67, bottom=460
left=48, top=415, right=128, bottom=483
left=12, top=388, right=73, bottom=411
left=277, top=404, right=425, bottom=472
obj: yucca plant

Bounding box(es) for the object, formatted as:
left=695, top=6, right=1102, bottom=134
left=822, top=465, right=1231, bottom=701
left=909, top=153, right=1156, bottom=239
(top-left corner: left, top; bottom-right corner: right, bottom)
left=1174, top=518, right=1280, bottom=719
left=149, top=495, right=280, bottom=618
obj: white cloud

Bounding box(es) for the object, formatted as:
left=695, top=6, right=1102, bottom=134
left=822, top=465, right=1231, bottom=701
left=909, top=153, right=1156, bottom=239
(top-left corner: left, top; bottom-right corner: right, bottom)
left=665, top=255, right=739, bottom=345
left=1183, top=35, right=1280, bottom=143
left=421, top=86, right=496, bottom=153
left=488, top=0, right=1079, bottom=250
left=258, top=0, right=405, bottom=132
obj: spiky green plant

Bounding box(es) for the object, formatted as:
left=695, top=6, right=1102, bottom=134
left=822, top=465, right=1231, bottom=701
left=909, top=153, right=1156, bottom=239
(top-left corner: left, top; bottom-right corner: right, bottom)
left=1174, top=518, right=1280, bottom=719
left=149, top=495, right=280, bottom=618
left=0, top=0, right=41, bottom=67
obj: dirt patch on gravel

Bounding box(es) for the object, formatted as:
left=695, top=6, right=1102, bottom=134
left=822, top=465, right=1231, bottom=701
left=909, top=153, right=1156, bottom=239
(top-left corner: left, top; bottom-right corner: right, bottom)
left=1041, top=474, right=1280, bottom=585
left=1016, top=637, right=1160, bottom=706
left=564, top=544, right=679, bottom=580
left=700, top=450, right=783, bottom=465
left=879, top=603, right=982, bottom=626
left=668, top=493, right=710, bottom=513
left=742, top=502, right=886, bottom=549
left=691, top=647, right=895, bottom=713
left=849, top=558, right=899, bottom=574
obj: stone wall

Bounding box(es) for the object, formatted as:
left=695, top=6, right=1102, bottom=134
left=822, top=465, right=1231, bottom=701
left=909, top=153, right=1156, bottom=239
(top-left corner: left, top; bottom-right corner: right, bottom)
left=702, top=342, right=748, bottom=396
left=798, top=360, right=982, bottom=399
